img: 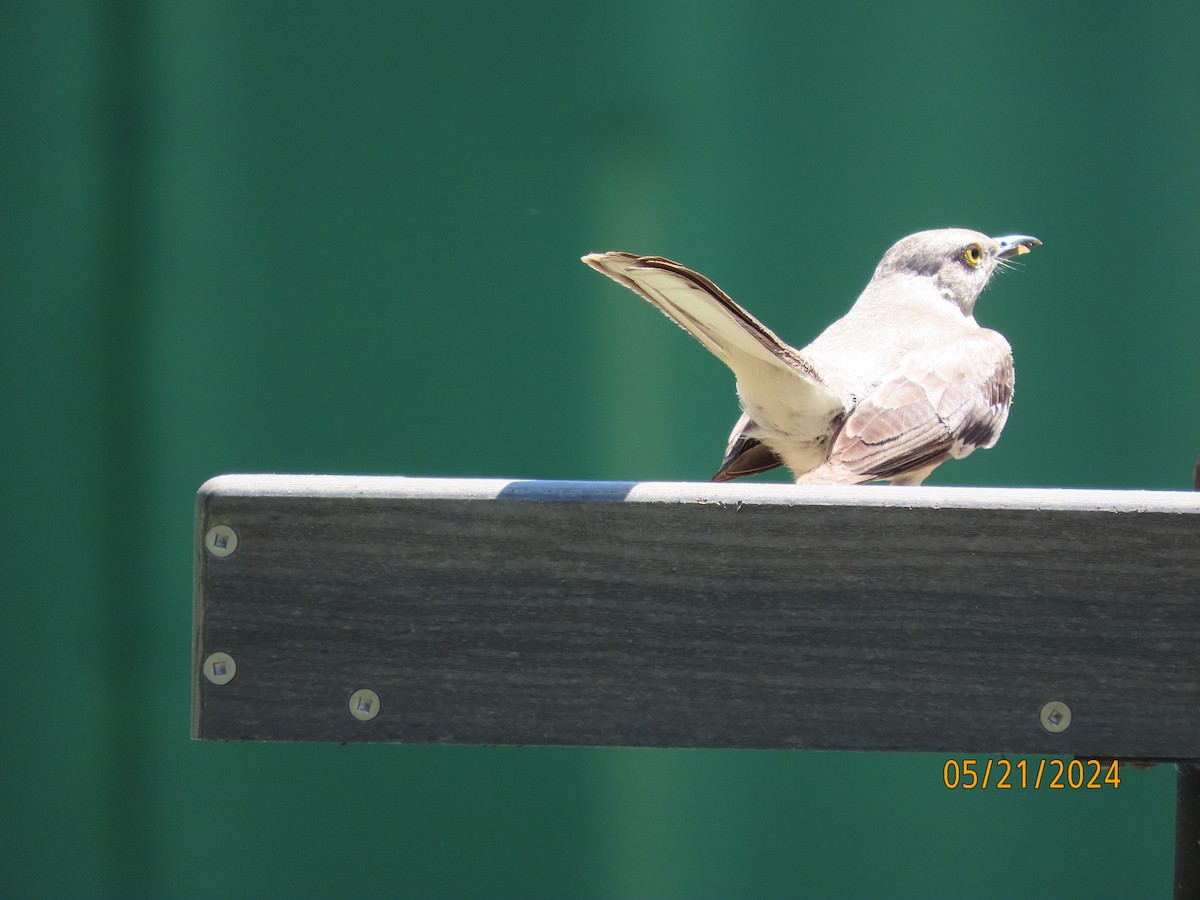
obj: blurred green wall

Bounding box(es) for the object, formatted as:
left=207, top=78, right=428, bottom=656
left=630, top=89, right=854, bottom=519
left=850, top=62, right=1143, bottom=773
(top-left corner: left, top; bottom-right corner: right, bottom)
left=3, top=1, right=1198, bottom=897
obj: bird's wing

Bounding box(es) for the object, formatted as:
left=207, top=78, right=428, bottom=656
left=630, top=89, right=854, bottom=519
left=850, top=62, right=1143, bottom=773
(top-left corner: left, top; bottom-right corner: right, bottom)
left=712, top=412, right=785, bottom=481
left=812, top=330, right=1013, bottom=485
left=581, top=252, right=827, bottom=385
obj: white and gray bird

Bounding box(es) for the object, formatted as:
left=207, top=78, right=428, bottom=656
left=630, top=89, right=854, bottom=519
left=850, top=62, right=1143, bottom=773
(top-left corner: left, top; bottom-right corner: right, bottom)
left=582, top=229, right=1039, bottom=485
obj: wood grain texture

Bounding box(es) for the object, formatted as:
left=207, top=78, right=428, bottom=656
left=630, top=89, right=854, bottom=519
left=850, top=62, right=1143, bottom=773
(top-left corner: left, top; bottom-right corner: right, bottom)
left=194, top=476, right=1200, bottom=756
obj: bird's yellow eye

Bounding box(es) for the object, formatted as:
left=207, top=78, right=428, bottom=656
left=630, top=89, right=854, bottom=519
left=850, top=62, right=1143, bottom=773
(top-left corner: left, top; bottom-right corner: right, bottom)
left=962, top=244, right=984, bottom=267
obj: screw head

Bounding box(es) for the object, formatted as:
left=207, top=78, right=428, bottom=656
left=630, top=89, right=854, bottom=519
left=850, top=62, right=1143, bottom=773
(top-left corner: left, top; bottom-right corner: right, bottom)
left=204, top=524, right=239, bottom=558
left=1040, top=700, right=1072, bottom=734
left=348, top=688, right=381, bottom=722
left=203, top=651, right=237, bottom=685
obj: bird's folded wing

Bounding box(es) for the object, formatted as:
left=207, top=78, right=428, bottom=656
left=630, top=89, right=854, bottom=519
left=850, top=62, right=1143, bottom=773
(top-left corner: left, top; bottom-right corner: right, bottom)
left=581, top=252, right=825, bottom=384
left=712, top=412, right=785, bottom=481
left=821, top=330, right=1013, bottom=483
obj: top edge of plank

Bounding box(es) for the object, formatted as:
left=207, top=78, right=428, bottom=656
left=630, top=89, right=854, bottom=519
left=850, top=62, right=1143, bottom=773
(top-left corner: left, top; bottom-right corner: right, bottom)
left=197, top=474, right=1200, bottom=514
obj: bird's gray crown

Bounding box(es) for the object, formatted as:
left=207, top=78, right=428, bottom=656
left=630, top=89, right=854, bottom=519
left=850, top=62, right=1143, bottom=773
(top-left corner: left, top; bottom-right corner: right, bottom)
left=875, top=228, right=993, bottom=277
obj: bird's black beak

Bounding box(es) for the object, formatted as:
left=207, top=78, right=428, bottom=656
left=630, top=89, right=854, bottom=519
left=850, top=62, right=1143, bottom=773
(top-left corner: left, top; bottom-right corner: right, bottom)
left=994, top=234, right=1041, bottom=260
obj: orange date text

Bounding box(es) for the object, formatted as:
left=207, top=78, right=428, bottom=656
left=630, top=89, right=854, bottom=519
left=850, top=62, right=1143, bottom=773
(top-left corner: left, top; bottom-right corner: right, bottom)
left=942, top=758, right=1121, bottom=790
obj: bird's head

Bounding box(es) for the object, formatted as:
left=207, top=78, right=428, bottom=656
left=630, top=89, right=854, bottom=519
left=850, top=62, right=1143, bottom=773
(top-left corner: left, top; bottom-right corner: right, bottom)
left=875, top=228, right=1040, bottom=316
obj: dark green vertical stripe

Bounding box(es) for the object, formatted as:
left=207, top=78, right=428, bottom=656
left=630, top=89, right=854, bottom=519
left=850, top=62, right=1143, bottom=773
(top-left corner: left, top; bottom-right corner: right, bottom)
left=98, top=2, right=153, bottom=894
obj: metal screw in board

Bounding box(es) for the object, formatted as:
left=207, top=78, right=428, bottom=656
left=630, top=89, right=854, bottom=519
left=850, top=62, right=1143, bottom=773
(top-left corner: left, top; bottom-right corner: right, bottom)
left=348, top=688, right=381, bottom=722
left=204, top=524, right=239, bottom=558
left=1039, top=700, right=1072, bottom=734
left=202, top=652, right=237, bottom=685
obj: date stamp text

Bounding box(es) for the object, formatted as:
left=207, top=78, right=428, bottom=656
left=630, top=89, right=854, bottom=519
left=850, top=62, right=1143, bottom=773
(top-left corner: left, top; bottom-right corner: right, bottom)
left=942, top=758, right=1121, bottom=790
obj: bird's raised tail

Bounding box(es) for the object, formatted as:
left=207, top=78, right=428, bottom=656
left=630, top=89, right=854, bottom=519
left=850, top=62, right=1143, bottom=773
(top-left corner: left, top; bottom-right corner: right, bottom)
left=582, top=252, right=845, bottom=481
left=581, top=252, right=816, bottom=379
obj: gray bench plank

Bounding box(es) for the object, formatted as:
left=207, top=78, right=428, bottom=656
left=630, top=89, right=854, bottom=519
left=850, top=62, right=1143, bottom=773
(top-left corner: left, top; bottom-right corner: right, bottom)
left=193, top=475, right=1200, bottom=756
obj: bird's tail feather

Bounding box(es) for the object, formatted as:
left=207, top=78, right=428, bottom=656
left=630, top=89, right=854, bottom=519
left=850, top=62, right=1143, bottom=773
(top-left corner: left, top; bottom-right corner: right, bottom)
left=581, top=252, right=822, bottom=383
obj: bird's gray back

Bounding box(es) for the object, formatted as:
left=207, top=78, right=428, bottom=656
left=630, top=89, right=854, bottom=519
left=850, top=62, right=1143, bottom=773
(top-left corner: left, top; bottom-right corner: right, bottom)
left=800, top=273, right=980, bottom=403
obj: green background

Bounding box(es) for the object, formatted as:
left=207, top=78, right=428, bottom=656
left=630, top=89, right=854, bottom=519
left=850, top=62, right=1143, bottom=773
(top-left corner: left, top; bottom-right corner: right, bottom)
left=4, top=1, right=1198, bottom=897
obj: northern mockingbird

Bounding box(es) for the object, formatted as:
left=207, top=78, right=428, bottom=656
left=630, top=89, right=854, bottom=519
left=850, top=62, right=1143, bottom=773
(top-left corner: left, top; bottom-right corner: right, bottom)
left=582, top=229, right=1040, bottom=485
